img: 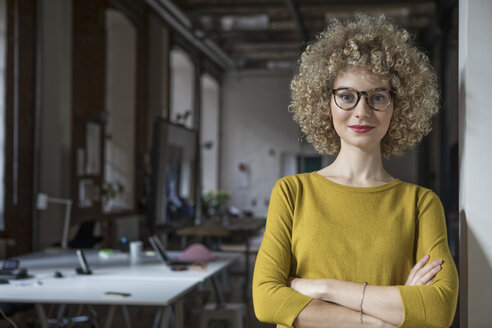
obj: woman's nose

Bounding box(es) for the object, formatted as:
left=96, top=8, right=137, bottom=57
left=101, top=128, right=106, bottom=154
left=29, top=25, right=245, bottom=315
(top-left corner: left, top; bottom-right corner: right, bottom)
left=354, top=96, right=371, bottom=118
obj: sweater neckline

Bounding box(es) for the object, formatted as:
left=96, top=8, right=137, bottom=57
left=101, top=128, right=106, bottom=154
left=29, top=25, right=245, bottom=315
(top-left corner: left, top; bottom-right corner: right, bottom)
left=311, top=171, right=402, bottom=192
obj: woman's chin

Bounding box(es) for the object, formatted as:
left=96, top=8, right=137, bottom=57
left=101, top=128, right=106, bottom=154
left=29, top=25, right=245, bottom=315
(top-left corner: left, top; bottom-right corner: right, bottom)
left=341, top=139, right=382, bottom=152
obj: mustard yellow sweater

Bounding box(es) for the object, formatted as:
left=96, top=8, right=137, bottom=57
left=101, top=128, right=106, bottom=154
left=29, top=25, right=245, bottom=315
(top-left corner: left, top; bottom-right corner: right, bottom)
left=252, top=172, right=458, bottom=328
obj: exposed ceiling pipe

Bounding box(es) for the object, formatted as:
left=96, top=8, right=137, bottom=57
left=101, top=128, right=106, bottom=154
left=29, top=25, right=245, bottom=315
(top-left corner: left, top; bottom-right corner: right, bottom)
left=284, top=0, right=308, bottom=44
left=155, top=0, right=192, bottom=29
left=145, top=0, right=236, bottom=70
left=203, top=39, right=236, bottom=68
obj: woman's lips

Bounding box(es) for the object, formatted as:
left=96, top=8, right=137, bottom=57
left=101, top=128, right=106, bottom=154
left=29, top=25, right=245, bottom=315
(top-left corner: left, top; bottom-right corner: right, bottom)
left=349, top=125, right=375, bottom=134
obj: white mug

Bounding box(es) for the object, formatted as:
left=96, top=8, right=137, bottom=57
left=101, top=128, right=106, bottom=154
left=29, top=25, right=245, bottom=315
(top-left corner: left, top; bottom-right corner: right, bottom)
left=130, top=241, right=143, bottom=263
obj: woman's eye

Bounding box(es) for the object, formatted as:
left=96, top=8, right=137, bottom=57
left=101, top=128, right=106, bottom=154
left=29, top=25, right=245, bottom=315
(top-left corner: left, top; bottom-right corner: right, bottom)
left=371, top=93, right=388, bottom=102
left=339, top=93, right=355, bottom=102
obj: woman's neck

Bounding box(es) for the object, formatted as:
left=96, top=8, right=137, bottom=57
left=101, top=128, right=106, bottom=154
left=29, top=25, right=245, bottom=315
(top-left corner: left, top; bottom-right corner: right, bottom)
left=318, top=143, right=395, bottom=187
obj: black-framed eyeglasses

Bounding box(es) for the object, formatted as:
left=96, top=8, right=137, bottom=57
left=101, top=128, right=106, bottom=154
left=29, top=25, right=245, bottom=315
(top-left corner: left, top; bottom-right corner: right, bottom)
left=331, top=87, right=394, bottom=111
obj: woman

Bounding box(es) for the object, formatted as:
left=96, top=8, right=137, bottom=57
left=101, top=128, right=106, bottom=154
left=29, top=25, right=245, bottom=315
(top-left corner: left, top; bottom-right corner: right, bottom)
left=252, top=14, right=458, bottom=328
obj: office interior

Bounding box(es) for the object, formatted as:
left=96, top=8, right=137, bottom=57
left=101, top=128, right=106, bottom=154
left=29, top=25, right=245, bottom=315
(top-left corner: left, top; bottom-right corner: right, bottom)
left=0, top=0, right=490, bottom=327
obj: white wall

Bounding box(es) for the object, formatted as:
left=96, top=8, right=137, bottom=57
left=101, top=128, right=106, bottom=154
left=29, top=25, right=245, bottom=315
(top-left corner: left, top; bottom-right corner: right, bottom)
left=221, top=70, right=301, bottom=217
left=459, top=0, right=492, bottom=326
left=38, top=0, right=72, bottom=249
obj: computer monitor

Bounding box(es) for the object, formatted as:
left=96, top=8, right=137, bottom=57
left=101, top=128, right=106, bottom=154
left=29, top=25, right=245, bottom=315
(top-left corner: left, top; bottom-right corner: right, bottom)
left=147, top=119, right=197, bottom=234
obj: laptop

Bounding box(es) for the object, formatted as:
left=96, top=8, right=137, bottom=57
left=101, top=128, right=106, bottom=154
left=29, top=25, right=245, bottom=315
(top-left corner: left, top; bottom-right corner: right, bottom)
left=148, top=235, right=193, bottom=266
left=0, top=259, right=28, bottom=280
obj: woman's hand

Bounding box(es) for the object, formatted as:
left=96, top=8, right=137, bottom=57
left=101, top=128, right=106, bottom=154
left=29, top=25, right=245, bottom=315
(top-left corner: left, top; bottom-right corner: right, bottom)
left=405, top=254, right=442, bottom=286
left=287, top=277, right=326, bottom=299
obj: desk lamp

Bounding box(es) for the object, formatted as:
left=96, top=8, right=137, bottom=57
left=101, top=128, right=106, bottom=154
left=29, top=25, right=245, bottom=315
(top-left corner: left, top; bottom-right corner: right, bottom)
left=37, top=193, right=73, bottom=249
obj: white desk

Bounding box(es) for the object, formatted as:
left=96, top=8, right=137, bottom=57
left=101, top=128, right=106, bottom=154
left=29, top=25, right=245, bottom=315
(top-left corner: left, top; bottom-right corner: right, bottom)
left=0, top=249, right=240, bottom=328
left=15, top=250, right=237, bottom=283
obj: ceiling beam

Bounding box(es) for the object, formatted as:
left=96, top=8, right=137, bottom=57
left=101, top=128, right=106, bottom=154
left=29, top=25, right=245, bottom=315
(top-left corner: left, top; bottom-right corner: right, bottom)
left=224, top=41, right=302, bottom=51
left=184, top=6, right=289, bottom=16
left=235, top=51, right=300, bottom=60
left=207, top=30, right=301, bottom=42
left=177, top=1, right=435, bottom=14
left=177, top=0, right=432, bottom=6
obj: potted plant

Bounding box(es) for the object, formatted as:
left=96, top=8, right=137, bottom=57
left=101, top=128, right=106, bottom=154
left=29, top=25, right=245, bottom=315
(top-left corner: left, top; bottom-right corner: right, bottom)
left=102, top=180, right=124, bottom=212
left=201, top=190, right=231, bottom=220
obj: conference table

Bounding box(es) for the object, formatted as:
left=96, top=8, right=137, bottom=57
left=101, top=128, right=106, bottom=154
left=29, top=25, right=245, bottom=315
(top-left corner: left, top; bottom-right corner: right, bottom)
left=0, top=249, right=241, bottom=328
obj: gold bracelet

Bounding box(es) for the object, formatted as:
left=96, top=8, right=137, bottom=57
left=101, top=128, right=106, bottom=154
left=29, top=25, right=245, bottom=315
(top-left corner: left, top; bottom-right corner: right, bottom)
left=360, top=282, right=368, bottom=324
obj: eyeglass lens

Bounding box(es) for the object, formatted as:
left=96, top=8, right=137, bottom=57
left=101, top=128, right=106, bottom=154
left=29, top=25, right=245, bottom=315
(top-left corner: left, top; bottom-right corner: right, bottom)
left=333, top=89, right=391, bottom=110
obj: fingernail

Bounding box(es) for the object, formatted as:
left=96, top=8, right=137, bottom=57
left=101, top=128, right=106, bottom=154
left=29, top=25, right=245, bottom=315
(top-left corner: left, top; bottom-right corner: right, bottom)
left=438, top=259, right=443, bottom=264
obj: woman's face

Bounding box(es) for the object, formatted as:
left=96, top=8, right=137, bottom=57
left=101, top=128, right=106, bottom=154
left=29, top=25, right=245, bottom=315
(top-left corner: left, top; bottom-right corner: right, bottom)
left=330, top=66, right=394, bottom=153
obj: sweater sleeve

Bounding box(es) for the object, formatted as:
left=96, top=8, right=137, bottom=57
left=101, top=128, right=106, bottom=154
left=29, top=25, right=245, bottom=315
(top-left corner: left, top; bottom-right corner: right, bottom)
left=252, top=179, right=313, bottom=327
left=397, top=190, right=459, bottom=328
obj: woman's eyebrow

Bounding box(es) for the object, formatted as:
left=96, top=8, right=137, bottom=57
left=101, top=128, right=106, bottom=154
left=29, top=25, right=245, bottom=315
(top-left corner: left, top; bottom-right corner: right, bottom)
left=334, top=85, right=389, bottom=90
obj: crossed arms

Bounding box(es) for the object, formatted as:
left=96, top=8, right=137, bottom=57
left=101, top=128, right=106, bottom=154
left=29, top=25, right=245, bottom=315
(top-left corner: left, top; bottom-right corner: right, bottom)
left=289, top=254, right=442, bottom=327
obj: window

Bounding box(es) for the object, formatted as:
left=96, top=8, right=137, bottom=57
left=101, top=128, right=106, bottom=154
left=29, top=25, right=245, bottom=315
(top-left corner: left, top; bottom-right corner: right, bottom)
left=200, top=74, right=219, bottom=193
left=170, top=48, right=195, bottom=129
left=104, top=9, right=137, bottom=212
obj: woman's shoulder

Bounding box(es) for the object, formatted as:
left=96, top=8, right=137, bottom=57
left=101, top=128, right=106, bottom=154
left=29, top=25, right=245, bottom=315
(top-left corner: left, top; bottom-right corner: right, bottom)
left=276, top=172, right=313, bottom=182
left=270, top=172, right=319, bottom=196
left=396, top=180, right=434, bottom=192
left=274, top=172, right=320, bottom=188
left=395, top=180, right=442, bottom=202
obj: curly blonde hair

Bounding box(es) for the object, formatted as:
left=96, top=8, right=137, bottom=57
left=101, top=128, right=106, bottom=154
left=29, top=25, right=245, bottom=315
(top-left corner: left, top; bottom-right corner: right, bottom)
left=289, top=14, right=439, bottom=158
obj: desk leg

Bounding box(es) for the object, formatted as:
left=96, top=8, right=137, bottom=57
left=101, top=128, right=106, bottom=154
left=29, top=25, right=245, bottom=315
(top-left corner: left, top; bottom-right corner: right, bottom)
left=212, top=275, right=225, bottom=308
left=175, top=299, right=184, bottom=328
left=55, top=304, right=67, bottom=322
left=88, top=305, right=100, bottom=328
left=34, top=304, right=48, bottom=328
left=121, top=305, right=132, bottom=328
left=152, top=307, right=162, bottom=328
left=158, top=306, right=172, bottom=328
left=104, top=305, right=116, bottom=328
